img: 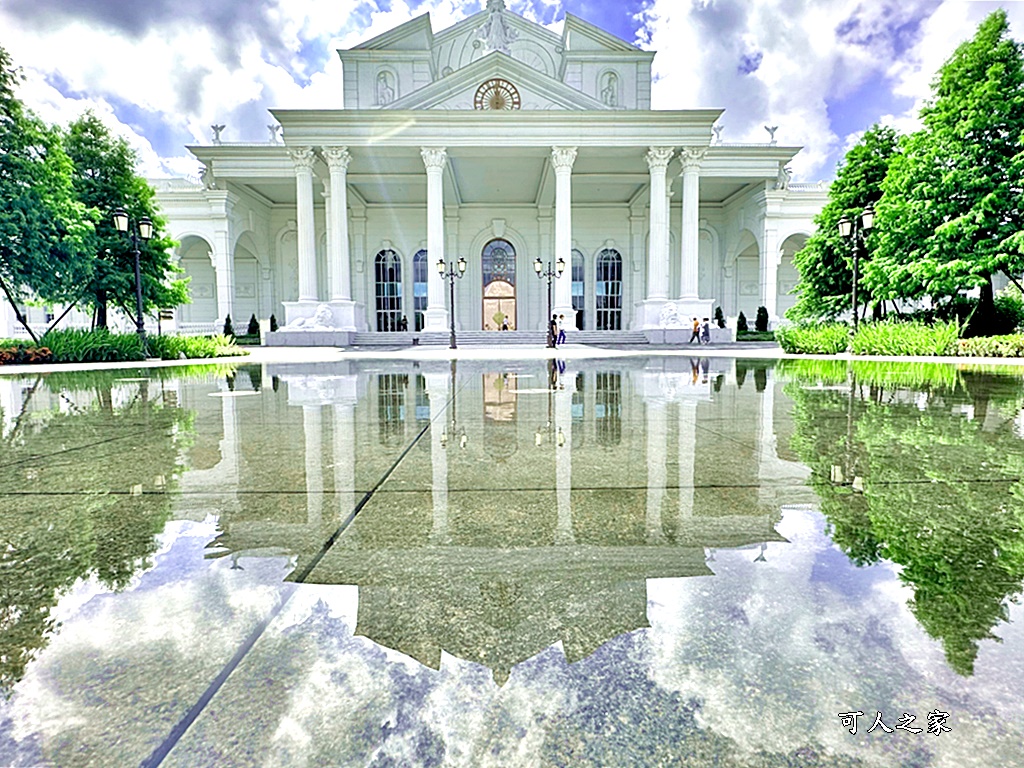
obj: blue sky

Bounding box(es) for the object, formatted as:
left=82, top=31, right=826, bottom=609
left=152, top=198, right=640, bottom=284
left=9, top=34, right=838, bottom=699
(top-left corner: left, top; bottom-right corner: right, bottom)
left=0, top=0, right=1020, bottom=181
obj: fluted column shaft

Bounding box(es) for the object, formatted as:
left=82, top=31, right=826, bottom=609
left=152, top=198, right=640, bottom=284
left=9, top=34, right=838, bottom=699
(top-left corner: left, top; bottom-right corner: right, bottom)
left=552, top=147, right=577, bottom=318
left=323, top=147, right=352, bottom=302
left=646, top=147, right=674, bottom=300
left=679, top=148, right=705, bottom=300
left=290, top=147, right=318, bottom=302
left=422, top=148, right=447, bottom=331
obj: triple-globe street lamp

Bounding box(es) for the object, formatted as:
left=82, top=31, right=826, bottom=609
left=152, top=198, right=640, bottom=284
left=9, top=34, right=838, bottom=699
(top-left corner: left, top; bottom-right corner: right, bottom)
left=111, top=208, right=154, bottom=349
left=837, top=205, right=875, bottom=332
left=534, top=256, right=565, bottom=348
left=437, top=256, right=467, bottom=349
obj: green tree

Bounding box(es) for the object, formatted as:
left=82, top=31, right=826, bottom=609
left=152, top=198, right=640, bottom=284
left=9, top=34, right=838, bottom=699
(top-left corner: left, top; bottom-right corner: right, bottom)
left=788, top=125, right=900, bottom=321
left=867, top=10, right=1024, bottom=333
left=0, top=45, right=94, bottom=341
left=62, top=112, right=187, bottom=329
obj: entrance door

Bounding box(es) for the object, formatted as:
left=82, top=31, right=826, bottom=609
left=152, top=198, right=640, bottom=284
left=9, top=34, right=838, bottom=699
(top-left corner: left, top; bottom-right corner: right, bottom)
left=481, top=239, right=516, bottom=330
left=483, top=280, right=515, bottom=330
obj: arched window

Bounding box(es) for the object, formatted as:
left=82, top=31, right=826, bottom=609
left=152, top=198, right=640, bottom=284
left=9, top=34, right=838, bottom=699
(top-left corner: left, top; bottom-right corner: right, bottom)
left=595, top=248, right=623, bottom=330
left=571, top=248, right=585, bottom=330
left=413, top=249, right=428, bottom=331
left=374, top=249, right=402, bottom=332
left=595, top=372, right=621, bottom=446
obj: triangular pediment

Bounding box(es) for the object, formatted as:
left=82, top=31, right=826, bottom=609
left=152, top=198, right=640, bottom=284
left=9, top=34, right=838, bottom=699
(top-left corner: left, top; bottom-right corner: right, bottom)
left=562, top=13, right=641, bottom=52
left=352, top=13, right=433, bottom=51
left=386, top=51, right=609, bottom=111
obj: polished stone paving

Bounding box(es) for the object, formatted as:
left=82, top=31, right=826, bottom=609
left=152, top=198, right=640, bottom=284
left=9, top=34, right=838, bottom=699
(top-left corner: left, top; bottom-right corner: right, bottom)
left=0, top=356, right=1022, bottom=767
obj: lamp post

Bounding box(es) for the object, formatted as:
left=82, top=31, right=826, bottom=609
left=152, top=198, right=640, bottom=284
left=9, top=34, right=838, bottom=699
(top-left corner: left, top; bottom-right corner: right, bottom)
left=112, top=208, right=154, bottom=350
left=437, top=256, right=467, bottom=349
left=534, top=256, right=565, bottom=348
left=837, top=205, right=875, bottom=332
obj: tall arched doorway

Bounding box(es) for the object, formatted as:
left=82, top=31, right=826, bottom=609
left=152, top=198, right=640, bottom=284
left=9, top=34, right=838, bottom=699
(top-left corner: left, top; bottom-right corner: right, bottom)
left=482, top=239, right=516, bottom=331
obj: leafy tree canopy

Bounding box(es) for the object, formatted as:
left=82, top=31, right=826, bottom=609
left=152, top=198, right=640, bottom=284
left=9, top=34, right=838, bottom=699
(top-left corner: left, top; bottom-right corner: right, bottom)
left=788, top=125, right=900, bottom=321
left=0, top=45, right=94, bottom=337
left=866, top=10, right=1024, bottom=330
left=62, top=112, right=188, bottom=327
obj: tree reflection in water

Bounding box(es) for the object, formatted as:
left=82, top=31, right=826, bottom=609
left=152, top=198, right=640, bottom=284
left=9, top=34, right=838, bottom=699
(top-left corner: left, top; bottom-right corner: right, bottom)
left=0, top=371, right=196, bottom=695
left=781, top=359, right=1024, bottom=675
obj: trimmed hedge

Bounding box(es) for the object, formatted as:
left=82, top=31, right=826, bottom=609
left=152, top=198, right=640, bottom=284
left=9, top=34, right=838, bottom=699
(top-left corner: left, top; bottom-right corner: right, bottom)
left=775, top=323, right=850, bottom=354
left=147, top=334, right=248, bottom=360
left=849, top=320, right=959, bottom=356
left=956, top=334, right=1024, bottom=357
left=0, top=330, right=247, bottom=365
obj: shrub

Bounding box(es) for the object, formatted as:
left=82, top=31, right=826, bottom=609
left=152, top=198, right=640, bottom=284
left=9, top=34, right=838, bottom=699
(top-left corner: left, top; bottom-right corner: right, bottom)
left=269, top=314, right=279, bottom=332
left=994, top=289, right=1024, bottom=334
left=147, top=334, right=249, bottom=360
left=714, top=306, right=726, bottom=329
left=223, top=314, right=235, bottom=337
left=0, top=344, right=53, bottom=365
left=755, top=305, right=769, bottom=333
left=41, top=329, right=145, bottom=363
left=246, top=314, right=260, bottom=336
left=849, top=320, right=959, bottom=356
left=737, top=311, right=748, bottom=333
left=956, top=334, right=1024, bottom=357
left=775, top=323, right=850, bottom=354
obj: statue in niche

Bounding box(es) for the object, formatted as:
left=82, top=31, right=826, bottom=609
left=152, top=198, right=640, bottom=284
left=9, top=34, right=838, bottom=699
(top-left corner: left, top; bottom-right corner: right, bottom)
left=376, top=71, right=395, bottom=106
left=601, top=72, right=618, bottom=107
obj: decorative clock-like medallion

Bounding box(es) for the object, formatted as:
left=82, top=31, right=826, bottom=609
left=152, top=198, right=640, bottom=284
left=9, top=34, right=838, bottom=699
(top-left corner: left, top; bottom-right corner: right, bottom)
left=474, top=78, right=521, bottom=110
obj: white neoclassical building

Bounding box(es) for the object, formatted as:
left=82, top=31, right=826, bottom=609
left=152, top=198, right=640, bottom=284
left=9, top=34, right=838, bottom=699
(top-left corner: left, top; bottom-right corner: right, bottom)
left=152, top=0, right=826, bottom=342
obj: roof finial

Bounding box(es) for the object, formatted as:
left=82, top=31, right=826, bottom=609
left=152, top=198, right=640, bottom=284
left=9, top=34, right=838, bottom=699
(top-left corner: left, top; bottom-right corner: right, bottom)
left=486, top=0, right=506, bottom=11
left=478, top=0, right=517, bottom=55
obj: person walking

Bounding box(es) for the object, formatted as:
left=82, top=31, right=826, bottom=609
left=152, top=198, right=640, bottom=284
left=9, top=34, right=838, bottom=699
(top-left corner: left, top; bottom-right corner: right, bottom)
left=701, top=317, right=711, bottom=345
left=689, top=317, right=701, bottom=344
left=557, top=314, right=566, bottom=346
left=549, top=314, right=559, bottom=347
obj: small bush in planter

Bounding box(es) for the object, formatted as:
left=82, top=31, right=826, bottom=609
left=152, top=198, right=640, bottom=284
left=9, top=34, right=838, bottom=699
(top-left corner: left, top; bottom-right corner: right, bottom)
left=270, top=314, right=279, bottom=332
left=714, top=306, right=726, bottom=329
left=246, top=314, right=260, bottom=336
left=755, top=305, right=769, bottom=333
left=223, top=314, right=235, bottom=337
left=737, top=311, right=749, bottom=333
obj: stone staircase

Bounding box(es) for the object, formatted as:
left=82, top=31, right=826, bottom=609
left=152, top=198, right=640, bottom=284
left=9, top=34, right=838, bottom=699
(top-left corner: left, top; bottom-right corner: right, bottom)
left=349, top=330, right=650, bottom=347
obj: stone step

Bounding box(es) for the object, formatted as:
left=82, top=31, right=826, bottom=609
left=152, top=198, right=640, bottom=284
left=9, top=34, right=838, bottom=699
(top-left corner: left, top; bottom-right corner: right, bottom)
left=349, top=330, right=650, bottom=346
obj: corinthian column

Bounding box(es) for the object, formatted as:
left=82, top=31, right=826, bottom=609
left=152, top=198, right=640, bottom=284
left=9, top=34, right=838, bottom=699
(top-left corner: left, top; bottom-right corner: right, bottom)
left=421, top=147, right=448, bottom=332
left=282, top=147, right=320, bottom=326
left=646, top=147, right=673, bottom=300
left=323, top=146, right=358, bottom=331
left=551, top=146, right=577, bottom=328
left=677, top=147, right=714, bottom=322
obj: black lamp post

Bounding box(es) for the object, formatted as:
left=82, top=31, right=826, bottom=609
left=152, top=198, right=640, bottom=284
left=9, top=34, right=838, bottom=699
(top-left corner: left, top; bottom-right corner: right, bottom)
left=112, top=208, right=154, bottom=350
left=534, top=256, right=565, bottom=348
left=837, top=205, right=875, bottom=332
left=437, top=256, right=467, bottom=349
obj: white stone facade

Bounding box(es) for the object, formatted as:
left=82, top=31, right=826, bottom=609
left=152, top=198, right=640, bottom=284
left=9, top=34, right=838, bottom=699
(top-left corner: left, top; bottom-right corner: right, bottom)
left=152, top=1, right=826, bottom=338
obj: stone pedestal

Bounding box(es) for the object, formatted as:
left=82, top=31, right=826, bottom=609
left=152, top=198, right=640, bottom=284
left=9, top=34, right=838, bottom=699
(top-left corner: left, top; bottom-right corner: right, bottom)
left=282, top=300, right=320, bottom=327
left=326, top=300, right=365, bottom=332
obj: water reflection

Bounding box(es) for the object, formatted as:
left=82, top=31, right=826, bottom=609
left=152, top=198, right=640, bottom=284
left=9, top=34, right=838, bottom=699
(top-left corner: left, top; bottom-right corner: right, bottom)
left=781, top=359, right=1024, bottom=677
left=0, top=371, right=197, bottom=694
left=203, top=357, right=788, bottom=683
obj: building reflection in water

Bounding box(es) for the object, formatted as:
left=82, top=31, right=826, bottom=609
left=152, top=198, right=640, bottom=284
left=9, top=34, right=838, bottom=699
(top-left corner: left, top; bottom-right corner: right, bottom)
left=203, top=358, right=799, bottom=684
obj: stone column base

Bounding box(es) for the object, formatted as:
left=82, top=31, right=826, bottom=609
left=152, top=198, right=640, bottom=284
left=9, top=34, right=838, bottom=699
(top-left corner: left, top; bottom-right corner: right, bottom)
left=634, top=299, right=672, bottom=330
left=422, top=306, right=449, bottom=332
left=326, top=300, right=365, bottom=331
left=675, top=298, right=716, bottom=325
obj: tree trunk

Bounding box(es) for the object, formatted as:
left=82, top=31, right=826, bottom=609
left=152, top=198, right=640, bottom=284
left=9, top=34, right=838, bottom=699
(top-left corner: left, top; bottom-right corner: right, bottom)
left=96, top=291, right=108, bottom=329
left=977, top=276, right=996, bottom=336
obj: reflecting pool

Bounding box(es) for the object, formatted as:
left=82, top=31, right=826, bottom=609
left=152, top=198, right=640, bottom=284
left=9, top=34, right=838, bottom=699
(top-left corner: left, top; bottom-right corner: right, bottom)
left=1, top=357, right=1022, bottom=767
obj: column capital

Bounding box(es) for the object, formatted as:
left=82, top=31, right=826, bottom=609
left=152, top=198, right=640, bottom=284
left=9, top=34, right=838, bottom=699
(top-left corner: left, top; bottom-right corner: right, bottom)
left=679, top=147, right=707, bottom=172
left=288, top=146, right=316, bottom=172
left=645, top=146, right=675, bottom=171
left=420, top=147, right=448, bottom=171
left=322, top=146, right=352, bottom=172
left=551, top=146, right=578, bottom=172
